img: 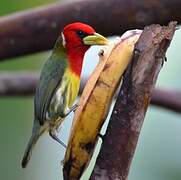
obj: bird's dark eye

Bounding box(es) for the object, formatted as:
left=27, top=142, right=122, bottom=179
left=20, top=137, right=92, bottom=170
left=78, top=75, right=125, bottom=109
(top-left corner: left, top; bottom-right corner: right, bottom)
left=76, top=30, right=89, bottom=38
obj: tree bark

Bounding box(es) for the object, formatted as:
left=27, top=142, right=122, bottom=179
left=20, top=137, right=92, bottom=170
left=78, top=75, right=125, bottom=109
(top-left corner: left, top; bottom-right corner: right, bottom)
left=0, top=0, right=180, bottom=60
left=90, top=22, right=177, bottom=180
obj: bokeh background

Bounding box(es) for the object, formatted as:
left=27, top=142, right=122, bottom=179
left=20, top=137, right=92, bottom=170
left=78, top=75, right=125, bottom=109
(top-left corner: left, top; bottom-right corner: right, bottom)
left=0, top=0, right=181, bottom=180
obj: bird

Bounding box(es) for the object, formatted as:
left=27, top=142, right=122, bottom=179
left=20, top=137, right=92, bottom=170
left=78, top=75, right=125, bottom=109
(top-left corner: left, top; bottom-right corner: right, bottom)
left=21, top=22, right=108, bottom=168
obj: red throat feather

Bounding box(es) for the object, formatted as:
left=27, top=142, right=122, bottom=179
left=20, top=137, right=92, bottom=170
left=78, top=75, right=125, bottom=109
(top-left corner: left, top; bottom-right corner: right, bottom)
left=62, top=22, right=96, bottom=76
left=66, top=46, right=89, bottom=76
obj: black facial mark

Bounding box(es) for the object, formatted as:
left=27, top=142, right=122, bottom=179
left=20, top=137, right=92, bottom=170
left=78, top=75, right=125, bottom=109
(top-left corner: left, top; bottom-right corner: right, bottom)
left=76, top=30, right=89, bottom=39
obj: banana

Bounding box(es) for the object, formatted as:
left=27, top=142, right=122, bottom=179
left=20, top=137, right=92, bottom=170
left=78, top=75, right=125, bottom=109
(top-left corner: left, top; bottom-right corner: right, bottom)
left=63, top=30, right=142, bottom=180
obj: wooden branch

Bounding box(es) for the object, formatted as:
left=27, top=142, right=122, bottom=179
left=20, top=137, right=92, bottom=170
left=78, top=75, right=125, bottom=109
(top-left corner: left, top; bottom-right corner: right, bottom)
left=151, top=88, right=181, bottom=113
left=0, top=72, right=37, bottom=96
left=0, top=72, right=84, bottom=96
left=90, top=22, right=177, bottom=180
left=0, top=73, right=181, bottom=114
left=0, top=0, right=181, bottom=60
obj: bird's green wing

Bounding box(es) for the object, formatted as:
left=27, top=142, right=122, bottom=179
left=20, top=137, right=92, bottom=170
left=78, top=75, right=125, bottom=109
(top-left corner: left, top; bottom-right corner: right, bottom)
left=34, top=56, right=67, bottom=125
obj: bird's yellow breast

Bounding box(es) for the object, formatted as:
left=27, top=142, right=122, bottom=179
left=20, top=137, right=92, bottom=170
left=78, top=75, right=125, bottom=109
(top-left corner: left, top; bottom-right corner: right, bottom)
left=64, top=68, right=80, bottom=109
left=49, top=68, right=80, bottom=119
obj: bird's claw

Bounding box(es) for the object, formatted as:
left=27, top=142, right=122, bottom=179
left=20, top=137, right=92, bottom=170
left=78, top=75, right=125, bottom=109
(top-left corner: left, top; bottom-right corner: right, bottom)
left=98, top=133, right=104, bottom=141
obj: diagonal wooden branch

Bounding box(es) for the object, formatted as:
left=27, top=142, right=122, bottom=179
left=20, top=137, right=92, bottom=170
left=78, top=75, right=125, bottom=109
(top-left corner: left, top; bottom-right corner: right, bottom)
left=0, top=0, right=181, bottom=61
left=90, top=22, right=177, bottom=180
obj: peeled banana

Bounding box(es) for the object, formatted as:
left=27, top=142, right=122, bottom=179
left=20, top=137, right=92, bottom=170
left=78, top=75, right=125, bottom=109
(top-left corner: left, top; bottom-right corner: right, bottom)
left=63, top=30, right=142, bottom=180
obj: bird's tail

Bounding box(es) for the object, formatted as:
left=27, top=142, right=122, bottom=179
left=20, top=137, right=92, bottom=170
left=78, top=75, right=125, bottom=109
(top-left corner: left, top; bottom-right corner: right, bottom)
left=21, top=120, right=46, bottom=168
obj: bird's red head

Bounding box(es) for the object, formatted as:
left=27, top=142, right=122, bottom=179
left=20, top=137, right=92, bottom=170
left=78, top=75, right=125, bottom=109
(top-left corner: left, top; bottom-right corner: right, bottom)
left=61, top=22, right=108, bottom=75
left=62, top=22, right=95, bottom=51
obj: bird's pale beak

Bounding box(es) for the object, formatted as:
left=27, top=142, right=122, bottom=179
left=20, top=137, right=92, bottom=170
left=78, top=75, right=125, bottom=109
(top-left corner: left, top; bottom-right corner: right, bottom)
left=83, top=33, right=109, bottom=45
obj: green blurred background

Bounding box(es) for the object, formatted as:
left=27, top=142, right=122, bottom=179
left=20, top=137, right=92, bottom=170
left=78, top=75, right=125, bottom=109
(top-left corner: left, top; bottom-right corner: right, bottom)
left=0, top=0, right=181, bottom=180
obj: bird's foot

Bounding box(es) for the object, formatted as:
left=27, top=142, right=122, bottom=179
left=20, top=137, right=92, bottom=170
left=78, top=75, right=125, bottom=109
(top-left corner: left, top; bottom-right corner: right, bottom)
left=65, top=104, right=78, bottom=117
left=71, top=103, right=78, bottom=113
left=98, top=133, right=105, bottom=141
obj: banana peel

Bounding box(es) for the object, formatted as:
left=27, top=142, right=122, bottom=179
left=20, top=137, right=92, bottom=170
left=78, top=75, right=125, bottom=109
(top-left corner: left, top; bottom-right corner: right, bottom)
left=63, top=30, right=142, bottom=180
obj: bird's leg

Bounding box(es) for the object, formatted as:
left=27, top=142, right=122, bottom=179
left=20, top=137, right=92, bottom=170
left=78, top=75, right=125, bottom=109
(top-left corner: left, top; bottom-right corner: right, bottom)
left=49, top=131, right=66, bottom=148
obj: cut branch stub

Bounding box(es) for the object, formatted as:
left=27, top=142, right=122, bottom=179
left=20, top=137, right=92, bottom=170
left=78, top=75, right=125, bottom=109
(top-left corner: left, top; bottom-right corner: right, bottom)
left=91, top=21, right=177, bottom=180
